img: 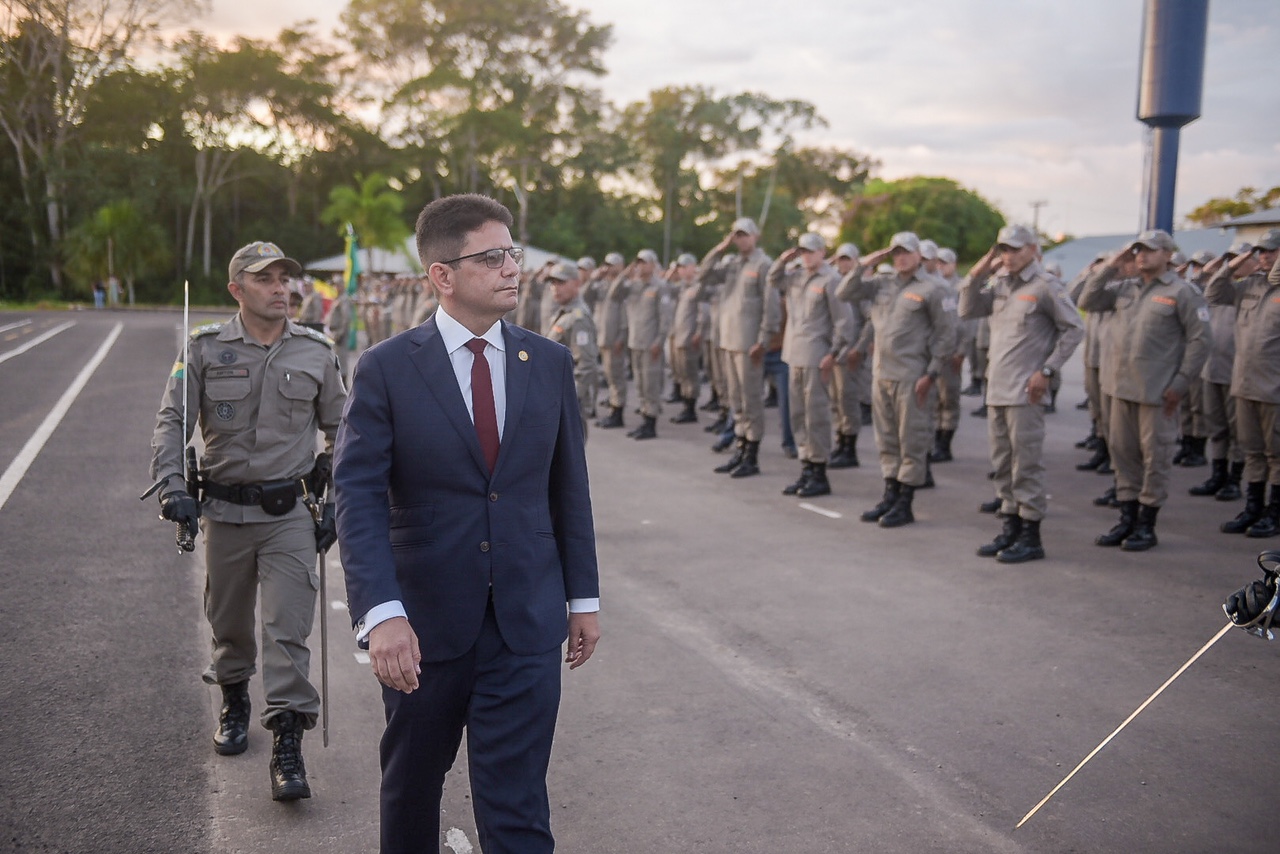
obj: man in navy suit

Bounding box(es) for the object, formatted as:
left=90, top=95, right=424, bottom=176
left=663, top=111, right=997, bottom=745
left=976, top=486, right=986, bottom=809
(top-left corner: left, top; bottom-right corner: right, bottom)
left=333, top=194, right=601, bottom=853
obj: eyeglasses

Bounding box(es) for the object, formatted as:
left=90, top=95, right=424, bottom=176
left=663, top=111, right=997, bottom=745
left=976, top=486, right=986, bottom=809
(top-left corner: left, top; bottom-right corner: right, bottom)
left=441, top=246, right=524, bottom=269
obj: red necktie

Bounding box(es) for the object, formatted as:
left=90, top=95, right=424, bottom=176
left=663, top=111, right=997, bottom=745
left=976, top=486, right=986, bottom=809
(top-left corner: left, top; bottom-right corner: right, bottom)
left=465, top=338, right=500, bottom=472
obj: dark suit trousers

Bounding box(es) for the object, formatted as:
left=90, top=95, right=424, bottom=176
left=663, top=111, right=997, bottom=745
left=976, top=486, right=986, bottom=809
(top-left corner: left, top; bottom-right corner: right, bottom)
left=379, top=600, right=562, bottom=854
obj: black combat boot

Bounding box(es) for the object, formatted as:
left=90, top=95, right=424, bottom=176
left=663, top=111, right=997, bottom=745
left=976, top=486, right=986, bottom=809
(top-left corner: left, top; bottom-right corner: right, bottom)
left=998, top=518, right=1045, bottom=563
left=1217, top=461, right=1244, bottom=501
left=978, top=497, right=1000, bottom=513
left=1096, top=500, right=1138, bottom=546
left=710, top=432, right=734, bottom=452
left=714, top=438, right=746, bottom=473
left=1121, top=504, right=1160, bottom=551
left=632, top=415, right=657, bottom=440
left=1181, top=436, right=1207, bottom=467
left=861, top=479, right=900, bottom=523
left=670, top=398, right=697, bottom=424
left=783, top=461, right=813, bottom=495
left=1172, top=436, right=1190, bottom=466
left=1246, top=485, right=1280, bottom=538
left=929, top=429, right=955, bottom=463
left=961, top=377, right=983, bottom=396
left=860, top=402, right=873, bottom=426
left=828, top=434, right=857, bottom=469
left=1222, top=482, right=1266, bottom=533
left=977, top=514, right=1022, bottom=557
left=1077, top=438, right=1109, bottom=471
left=879, top=484, right=916, bottom=528
left=596, top=406, right=624, bottom=429
left=1189, top=459, right=1228, bottom=497
left=699, top=391, right=721, bottom=412
left=1093, top=484, right=1118, bottom=507
left=213, top=681, right=251, bottom=756
left=704, top=410, right=728, bottom=433
left=1044, top=388, right=1058, bottom=414
left=1075, top=422, right=1098, bottom=449
left=796, top=462, right=831, bottom=497
left=971, top=402, right=988, bottom=418
left=268, top=711, right=311, bottom=801
left=665, top=384, right=683, bottom=404
left=920, top=459, right=935, bottom=489
left=729, top=440, right=760, bottom=478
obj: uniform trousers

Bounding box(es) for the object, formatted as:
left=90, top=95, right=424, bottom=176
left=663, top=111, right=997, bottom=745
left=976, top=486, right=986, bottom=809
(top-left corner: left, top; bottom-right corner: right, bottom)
left=380, top=599, right=560, bottom=854
left=1084, top=366, right=1104, bottom=437
left=724, top=349, right=766, bottom=442
left=1109, top=397, right=1178, bottom=507
left=202, top=514, right=319, bottom=727
left=705, top=340, right=727, bottom=403
left=671, top=344, right=701, bottom=400
left=872, top=378, right=935, bottom=487
left=936, top=359, right=962, bottom=431
left=1200, top=380, right=1241, bottom=462
left=987, top=404, right=1047, bottom=520
left=1235, top=397, right=1280, bottom=485
left=601, top=345, right=628, bottom=409
left=1182, top=379, right=1202, bottom=437
left=632, top=347, right=664, bottom=418
left=790, top=366, right=833, bottom=463
left=828, top=362, right=860, bottom=436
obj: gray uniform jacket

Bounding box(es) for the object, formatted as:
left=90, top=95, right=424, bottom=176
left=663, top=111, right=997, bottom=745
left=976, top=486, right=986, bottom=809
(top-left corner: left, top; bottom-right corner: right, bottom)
left=1069, top=270, right=1112, bottom=370
left=325, top=294, right=354, bottom=346
left=696, top=246, right=777, bottom=352
left=150, top=314, right=347, bottom=523
left=941, top=274, right=975, bottom=355
left=1205, top=268, right=1280, bottom=403
left=959, top=261, right=1084, bottom=406
left=767, top=259, right=857, bottom=368
left=1078, top=268, right=1209, bottom=405
left=612, top=274, right=672, bottom=349
left=1199, top=266, right=1238, bottom=385
left=594, top=274, right=629, bottom=349
left=671, top=280, right=705, bottom=348
left=837, top=265, right=957, bottom=382
left=546, top=296, right=601, bottom=416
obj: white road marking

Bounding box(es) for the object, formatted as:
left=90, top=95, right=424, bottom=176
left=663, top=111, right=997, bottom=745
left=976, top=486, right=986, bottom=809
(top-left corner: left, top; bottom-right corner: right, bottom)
left=353, top=651, right=370, bottom=664
left=0, top=323, right=121, bottom=512
left=0, top=320, right=75, bottom=366
left=330, top=600, right=346, bottom=610
left=444, top=828, right=474, bottom=854
left=798, top=502, right=842, bottom=519
left=0, top=319, right=33, bottom=334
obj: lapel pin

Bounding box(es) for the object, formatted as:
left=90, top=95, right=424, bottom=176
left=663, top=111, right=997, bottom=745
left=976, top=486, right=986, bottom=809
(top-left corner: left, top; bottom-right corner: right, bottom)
left=518, top=350, right=529, bottom=361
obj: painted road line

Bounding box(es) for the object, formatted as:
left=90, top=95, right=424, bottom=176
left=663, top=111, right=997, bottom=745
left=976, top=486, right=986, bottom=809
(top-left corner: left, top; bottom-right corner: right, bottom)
left=0, top=319, right=33, bottom=334
left=444, top=828, right=475, bottom=854
left=330, top=600, right=347, bottom=610
left=798, top=502, right=842, bottom=519
left=0, top=323, right=122, bottom=511
left=0, top=320, right=75, bottom=366
left=353, top=651, right=371, bottom=665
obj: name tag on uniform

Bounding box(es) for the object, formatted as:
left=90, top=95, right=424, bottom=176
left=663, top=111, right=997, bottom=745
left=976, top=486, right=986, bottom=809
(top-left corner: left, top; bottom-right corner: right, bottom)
left=902, top=292, right=924, bottom=303
left=551, top=325, right=564, bottom=335
left=1151, top=296, right=1176, bottom=306
left=1015, top=293, right=1037, bottom=303
left=809, top=285, right=825, bottom=295
left=207, top=368, right=250, bottom=379
left=744, top=271, right=759, bottom=279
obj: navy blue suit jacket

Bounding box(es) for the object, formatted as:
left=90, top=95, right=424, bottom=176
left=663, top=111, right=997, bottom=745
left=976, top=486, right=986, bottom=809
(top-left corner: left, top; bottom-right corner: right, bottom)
left=333, top=318, right=599, bottom=661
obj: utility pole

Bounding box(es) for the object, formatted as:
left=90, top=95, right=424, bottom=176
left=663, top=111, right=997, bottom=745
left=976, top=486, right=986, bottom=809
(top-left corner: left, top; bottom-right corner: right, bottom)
left=1030, top=200, right=1048, bottom=235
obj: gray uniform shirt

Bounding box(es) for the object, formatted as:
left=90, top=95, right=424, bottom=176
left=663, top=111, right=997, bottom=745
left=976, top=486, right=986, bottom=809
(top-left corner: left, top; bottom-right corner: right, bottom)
left=1199, top=266, right=1238, bottom=385
left=546, top=296, right=601, bottom=417
left=150, top=314, right=347, bottom=523
left=695, top=246, right=777, bottom=352
left=613, top=274, right=672, bottom=349
left=1205, top=267, right=1280, bottom=403
left=837, top=265, right=957, bottom=382
left=670, top=280, right=705, bottom=348
left=959, top=261, right=1084, bottom=406
left=1078, top=267, right=1210, bottom=405
left=767, top=259, right=857, bottom=368
left=594, top=274, right=629, bottom=348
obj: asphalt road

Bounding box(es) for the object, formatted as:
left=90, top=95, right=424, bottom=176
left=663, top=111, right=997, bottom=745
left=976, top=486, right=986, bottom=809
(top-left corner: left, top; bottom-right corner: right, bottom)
left=1, top=308, right=1276, bottom=854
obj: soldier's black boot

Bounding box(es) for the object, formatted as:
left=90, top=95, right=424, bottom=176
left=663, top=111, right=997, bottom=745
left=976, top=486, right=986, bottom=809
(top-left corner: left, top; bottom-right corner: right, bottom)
left=1077, top=438, right=1109, bottom=471
left=700, top=391, right=721, bottom=412
left=704, top=410, right=728, bottom=433
left=670, top=398, right=697, bottom=424
left=1181, top=436, right=1207, bottom=467
left=783, top=461, right=814, bottom=495
left=961, top=377, right=983, bottom=396
left=1172, top=436, right=1190, bottom=466
left=1044, top=388, right=1057, bottom=414
left=714, top=438, right=746, bottom=473
left=860, top=402, right=873, bottom=426
left=879, top=484, right=916, bottom=528
left=632, top=415, right=657, bottom=440
left=929, top=429, right=955, bottom=463
left=213, top=680, right=251, bottom=756
left=1121, top=504, right=1160, bottom=551
left=1217, top=461, right=1244, bottom=501
left=1245, top=485, right=1280, bottom=538
left=844, top=433, right=859, bottom=467
left=828, top=434, right=857, bottom=469
left=978, top=497, right=1001, bottom=513
left=977, top=514, right=1022, bottom=557
left=970, top=402, right=988, bottom=418
left=268, top=711, right=310, bottom=801
left=1093, top=484, right=1118, bottom=507
left=1096, top=500, right=1138, bottom=546
left=1189, top=459, right=1228, bottom=497
left=1076, top=421, right=1098, bottom=449
left=729, top=440, right=760, bottom=478
left=597, top=406, right=624, bottom=429
left=1222, top=482, right=1266, bottom=533
left=920, top=458, right=935, bottom=488
left=861, top=479, right=900, bottom=523
left=796, top=462, right=831, bottom=498
left=998, top=518, right=1045, bottom=563
left=665, top=384, right=683, bottom=404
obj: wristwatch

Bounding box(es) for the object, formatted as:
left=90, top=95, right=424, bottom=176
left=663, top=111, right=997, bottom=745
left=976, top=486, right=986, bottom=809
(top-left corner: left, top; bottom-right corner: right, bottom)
left=1041, top=366, right=1056, bottom=379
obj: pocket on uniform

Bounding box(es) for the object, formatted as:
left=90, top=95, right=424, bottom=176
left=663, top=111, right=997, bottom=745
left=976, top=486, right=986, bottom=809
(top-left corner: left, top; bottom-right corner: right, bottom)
left=280, top=374, right=318, bottom=429
left=204, top=378, right=251, bottom=430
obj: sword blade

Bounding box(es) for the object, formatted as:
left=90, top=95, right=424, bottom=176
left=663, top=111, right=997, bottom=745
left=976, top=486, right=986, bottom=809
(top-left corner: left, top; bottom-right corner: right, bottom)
left=1016, top=620, right=1234, bottom=829
left=319, top=548, right=330, bottom=748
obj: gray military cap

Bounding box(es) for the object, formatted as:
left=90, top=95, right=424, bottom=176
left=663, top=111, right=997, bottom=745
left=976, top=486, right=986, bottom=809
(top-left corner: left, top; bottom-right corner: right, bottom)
left=1225, top=241, right=1253, bottom=257
left=889, top=232, right=921, bottom=253
left=731, top=217, right=760, bottom=236
left=834, top=242, right=859, bottom=260
left=1189, top=250, right=1214, bottom=265
left=918, top=239, right=939, bottom=260
left=1130, top=229, right=1178, bottom=253
left=548, top=261, right=579, bottom=281
left=577, top=256, right=597, bottom=270
left=996, top=224, right=1038, bottom=249
left=797, top=232, right=826, bottom=253
left=229, top=241, right=302, bottom=279
left=676, top=252, right=698, bottom=266
left=1255, top=229, right=1280, bottom=252
left=636, top=249, right=660, bottom=265
left=604, top=252, right=625, bottom=266
left=937, top=247, right=957, bottom=265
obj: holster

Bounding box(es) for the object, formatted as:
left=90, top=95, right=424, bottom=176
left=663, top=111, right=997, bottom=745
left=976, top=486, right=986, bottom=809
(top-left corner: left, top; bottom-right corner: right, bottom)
left=203, top=479, right=303, bottom=516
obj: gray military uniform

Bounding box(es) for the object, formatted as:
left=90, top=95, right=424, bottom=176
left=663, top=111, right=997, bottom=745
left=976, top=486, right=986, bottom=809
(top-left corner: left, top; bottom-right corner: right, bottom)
left=150, top=314, right=347, bottom=727
left=612, top=273, right=672, bottom=419
left=960, top=261, right=1084, bottom=520
left=1198, top=266, right=1242, bottom=465
left=594, top=274, right=630, bottom=412
left=546, top=296, right=600, bottom=437
left=670, top=278, right=707, bottom=403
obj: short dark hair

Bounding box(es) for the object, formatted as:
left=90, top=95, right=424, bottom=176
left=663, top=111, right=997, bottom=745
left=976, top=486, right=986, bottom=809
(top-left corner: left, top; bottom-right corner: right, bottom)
left=415, top=194, right=514, bottom=268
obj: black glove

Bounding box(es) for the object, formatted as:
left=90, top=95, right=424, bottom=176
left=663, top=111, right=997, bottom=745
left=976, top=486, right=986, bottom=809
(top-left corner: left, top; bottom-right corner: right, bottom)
left=160, top=490, right=201, bottom=526
left=315, top=503, right=337, bottom=552
left=310, top=453, right=333, bottom=498
left=1225, top=579, right=1275, bottom=625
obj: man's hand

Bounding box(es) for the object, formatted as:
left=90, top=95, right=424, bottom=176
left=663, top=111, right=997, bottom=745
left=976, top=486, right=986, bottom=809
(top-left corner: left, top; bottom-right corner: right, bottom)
left=914, top=374, right=935, bottom=407
left=846, top=349, right=864, bottom=372
left=160, top=490, right=200, bottom=527
left=612, top=340, right=625, bottom=355
left=1026, top=372, right=1050, bottom=405
left=949, top=353, right=965, bottom=373
left=748, top=343, right=765, bottom=364
left=1162, top=387, right=1182, bottom=417
left=649, top=342, right=662, bottom=361
left=315, top=503, right=337, bottom=552
left=369, top=617, right=421, bottom=693
left=565, top=611, right=600, bottom=670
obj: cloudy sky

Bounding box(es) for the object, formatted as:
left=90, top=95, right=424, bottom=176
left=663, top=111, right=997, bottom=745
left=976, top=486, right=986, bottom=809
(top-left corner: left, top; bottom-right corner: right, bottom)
left=194, top=0, right=1279, bottom=238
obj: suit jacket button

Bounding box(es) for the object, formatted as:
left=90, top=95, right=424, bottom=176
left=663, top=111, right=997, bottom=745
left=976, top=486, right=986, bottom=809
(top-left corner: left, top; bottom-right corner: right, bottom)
left=489, top=492, right=498, bottom=502
left=480, top=541, right=490, bottom=552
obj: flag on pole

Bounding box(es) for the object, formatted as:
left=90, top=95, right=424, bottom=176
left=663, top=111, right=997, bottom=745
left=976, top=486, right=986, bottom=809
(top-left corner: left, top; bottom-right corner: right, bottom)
left=344, top=224, right=361, bottom=350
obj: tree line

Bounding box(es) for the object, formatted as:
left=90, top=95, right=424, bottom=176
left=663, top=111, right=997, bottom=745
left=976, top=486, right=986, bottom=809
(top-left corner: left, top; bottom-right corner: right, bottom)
left=0, top=0, right=1005, bottom=304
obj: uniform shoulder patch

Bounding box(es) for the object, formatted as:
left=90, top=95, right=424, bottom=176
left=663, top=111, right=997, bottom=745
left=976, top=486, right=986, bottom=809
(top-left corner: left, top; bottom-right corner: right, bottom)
left=294, top=325, right=336, bottom=348
left=189, top=322, right=223, bottom=339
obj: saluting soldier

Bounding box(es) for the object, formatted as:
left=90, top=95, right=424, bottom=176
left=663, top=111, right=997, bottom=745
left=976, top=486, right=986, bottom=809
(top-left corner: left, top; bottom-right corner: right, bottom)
left=838, top=232, right=956, bottom=528
left=926, top=242, right=968, bottom=463
left=769, top=233, right=857, bottom=498
left=297, top=278, right=325, bottom=330
left=667, top=253, right=705, bottom=424
left=611, top=249, right=671, bottom=440
left=592, top=252, right=630, bottom=429
left=959, top=225, right=1084, bottom=563
left=1078, top=229, right=1209, bottom=551
left=828, top=243, right=865, bottom=468
left=148, top=241, right=347, bottom=801
left=544, top=261, right=601, bottom=440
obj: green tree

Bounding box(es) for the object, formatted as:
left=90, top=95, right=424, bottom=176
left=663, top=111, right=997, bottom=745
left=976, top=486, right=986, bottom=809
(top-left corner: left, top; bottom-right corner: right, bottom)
left=322, top=172, right=412, bottom=272
left=1185, top=186, right=1280, bottom=227
left=841, top=176, right=1005, bottom=262
left=65, top=198, right=170, bottom=304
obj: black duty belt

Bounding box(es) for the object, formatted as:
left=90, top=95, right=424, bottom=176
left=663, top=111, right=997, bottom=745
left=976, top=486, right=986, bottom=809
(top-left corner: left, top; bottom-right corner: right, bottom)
left=203, top=478, right=305, bottom=516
